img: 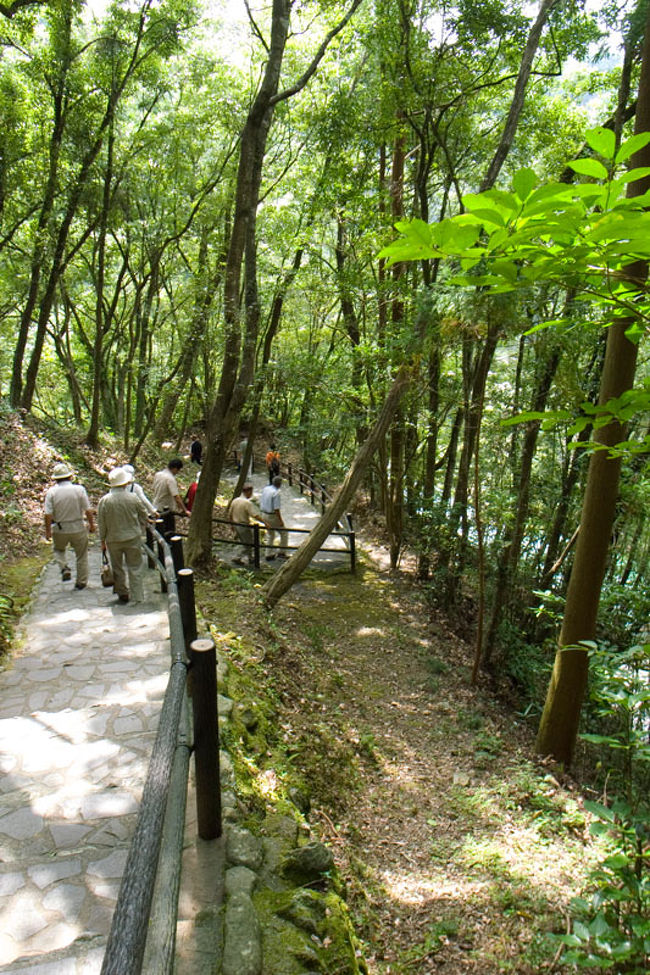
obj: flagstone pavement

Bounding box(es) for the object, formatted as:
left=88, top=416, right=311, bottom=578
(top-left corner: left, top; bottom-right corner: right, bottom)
left=0, top=548, right=173, bottom=973
left=0, top=474, right=349, bottom=972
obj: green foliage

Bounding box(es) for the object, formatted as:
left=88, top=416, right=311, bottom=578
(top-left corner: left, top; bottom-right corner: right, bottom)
left=554, top=644, right=650, bottom=971
left=381, top=129, right=650, bottom=319
left=0, top=593, right=15, bottom=658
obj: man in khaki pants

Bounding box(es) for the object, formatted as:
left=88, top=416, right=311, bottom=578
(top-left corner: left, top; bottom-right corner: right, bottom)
left=44, top=464, right=95, bottom=589
left=98, top=468, right=149, bottom=604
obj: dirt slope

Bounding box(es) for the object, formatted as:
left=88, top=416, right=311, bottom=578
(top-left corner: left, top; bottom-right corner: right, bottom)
left=197, top=549, right=596, bottom=975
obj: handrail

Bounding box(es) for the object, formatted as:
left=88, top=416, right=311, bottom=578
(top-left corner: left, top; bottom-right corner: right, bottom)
left=101, top=528, right=193, bottom=975
left=172, top=514, right=356, bottom=571
left=256, top=453, right=353, bottom=535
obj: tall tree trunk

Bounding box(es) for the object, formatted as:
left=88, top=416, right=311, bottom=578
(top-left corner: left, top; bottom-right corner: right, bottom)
left=480, top=0, right=562, bottom=192
left=19, top=0, right=158, bottom=412
left=186, top=0, right=363, bottom=564
left=9, top=1, right=72, bottom=407
left=483, top=342, right=561, bottom=668
left=536, top=0, right=650, bottom=762
left=86, top=122, right=115, bottom=447
left=385, top=120, right=406, bottom=569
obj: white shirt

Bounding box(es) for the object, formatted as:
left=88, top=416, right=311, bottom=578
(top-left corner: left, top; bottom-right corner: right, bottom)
left=260, top=484, right=281, bottom=514
left=152, top=468, right=181, bottom=512
left=127, top=480, right=156, bottom=516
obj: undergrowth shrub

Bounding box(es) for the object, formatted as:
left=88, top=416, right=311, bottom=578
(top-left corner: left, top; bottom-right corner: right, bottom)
left=554, top=643, right=650, bottom=972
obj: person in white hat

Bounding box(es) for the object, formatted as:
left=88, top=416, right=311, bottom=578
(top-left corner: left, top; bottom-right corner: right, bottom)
left=122, top=464, right=156, bottom=518
left=97, top=467, right=149, bottom=604
left=44, top=463, right=95, bottom=588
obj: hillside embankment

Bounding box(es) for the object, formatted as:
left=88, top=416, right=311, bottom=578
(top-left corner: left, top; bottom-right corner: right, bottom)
left=1, top=410, right=598, bottom=974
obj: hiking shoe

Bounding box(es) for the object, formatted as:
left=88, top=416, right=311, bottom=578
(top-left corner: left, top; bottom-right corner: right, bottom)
left=117, top=594, right=130, bottom=603
left=74, top=583, right=87, bottom=590
left=62, top=569, right=71, bottom=581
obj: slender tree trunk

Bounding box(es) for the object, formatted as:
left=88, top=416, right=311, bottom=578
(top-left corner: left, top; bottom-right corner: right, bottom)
left=20, top=2, right=154, bottom=412
left=483, top=343, right=561, bottom=668
left=86, top=122, right=115, bottom=447
left=263, top=366, right=412, bottom=609
left=385, top=121, right=406, bottom=569
left=536, top=12, right=650, bottom=761
left=9, top=2, right=72, bottom=407
left=186, top=0, right=363, bottom=564
left=480, top=0, right=562, bottom=191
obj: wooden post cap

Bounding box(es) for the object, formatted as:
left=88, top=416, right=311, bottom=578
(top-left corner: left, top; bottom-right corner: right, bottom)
left=190, top=638, right=215, bottom=654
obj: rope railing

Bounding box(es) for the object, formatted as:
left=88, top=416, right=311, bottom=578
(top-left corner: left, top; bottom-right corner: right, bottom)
left=100, top=525, right=221, bottom=975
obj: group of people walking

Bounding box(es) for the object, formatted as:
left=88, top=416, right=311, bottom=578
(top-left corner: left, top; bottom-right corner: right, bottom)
left=229, top=477, right=288, bottom=565
left=44, top=439, right=290, bottom=602
left=44, top=461, right=172, bottom=604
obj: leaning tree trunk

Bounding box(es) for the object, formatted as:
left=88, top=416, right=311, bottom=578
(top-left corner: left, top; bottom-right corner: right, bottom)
left=263, top=366, right=412, bottom=610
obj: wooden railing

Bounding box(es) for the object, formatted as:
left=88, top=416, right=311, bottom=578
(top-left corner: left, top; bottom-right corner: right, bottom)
left=213, top=516, right=355, bottom=571
left=100, top=525, right=221, bottom=975
left=261, top=456, right=353, bottom=536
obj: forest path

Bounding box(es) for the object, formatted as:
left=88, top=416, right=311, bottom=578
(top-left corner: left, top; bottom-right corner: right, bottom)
left=0, top=546, right=221, bottom=974
left=219, top=467, right=350, bottom=568
left=199, top=539, right=593, bottom=975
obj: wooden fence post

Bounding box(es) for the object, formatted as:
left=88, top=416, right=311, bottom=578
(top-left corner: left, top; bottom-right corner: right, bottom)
left=145, top=526, right=156, bottom=569
left=155, top=520, right=167, bottom=593
left=177, top=568, right=197, bottom=653
left=170, top=535, right=184, bottom=574
left=347, top=514, right=355, bottom=573
left=252, top=524, right=261, bottom=570
left=189, top=638, right=221, bottom=840
left=161, top=510, right=176, bottom=536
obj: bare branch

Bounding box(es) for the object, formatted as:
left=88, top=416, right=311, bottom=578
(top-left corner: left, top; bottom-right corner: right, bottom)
left=270, top=0, right=364, bottom=106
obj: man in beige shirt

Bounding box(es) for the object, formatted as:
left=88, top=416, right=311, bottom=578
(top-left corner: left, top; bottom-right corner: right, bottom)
left=98, top=468, right=149, bottom=604
left=44, top=464, right=95, bottom=588
left=229, top=484, right=268, bottom=565
left=152, top=460, right=188, bottom=521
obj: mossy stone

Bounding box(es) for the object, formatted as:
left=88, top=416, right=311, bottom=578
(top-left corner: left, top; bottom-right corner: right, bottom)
left=281, top=841, right=334, bottom=884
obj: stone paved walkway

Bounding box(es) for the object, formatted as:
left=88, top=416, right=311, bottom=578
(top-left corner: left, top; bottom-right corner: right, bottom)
left=0, top=547, right=170, bottom=973
left=0, top=474, right=348, bottom=973
left=220, top=469, right=351, bottom=569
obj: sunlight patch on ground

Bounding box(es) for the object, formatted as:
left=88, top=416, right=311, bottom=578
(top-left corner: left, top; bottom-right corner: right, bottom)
left=356, top=626, right=385, bottom=638
left=255, top=768, right=280, bottom=800
left=380, top=865, right=486, bottom=905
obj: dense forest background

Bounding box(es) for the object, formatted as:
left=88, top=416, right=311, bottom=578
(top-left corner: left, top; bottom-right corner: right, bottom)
left=2, top=0, right=650, bottom=966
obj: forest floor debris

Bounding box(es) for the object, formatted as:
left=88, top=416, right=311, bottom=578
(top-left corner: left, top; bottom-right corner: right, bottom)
left=197, top=542, right=600, bottom=975
left=1, top=410, right=599, bottom=973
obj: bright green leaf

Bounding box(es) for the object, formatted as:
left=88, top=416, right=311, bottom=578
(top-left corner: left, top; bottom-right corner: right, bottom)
left=513, top=167, right=538, bottom=201
left=614, top=131, right=650, bottom=163
left=585, top=126, right=616, bottom=161
left=568, top=158, right=609, bottom=180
